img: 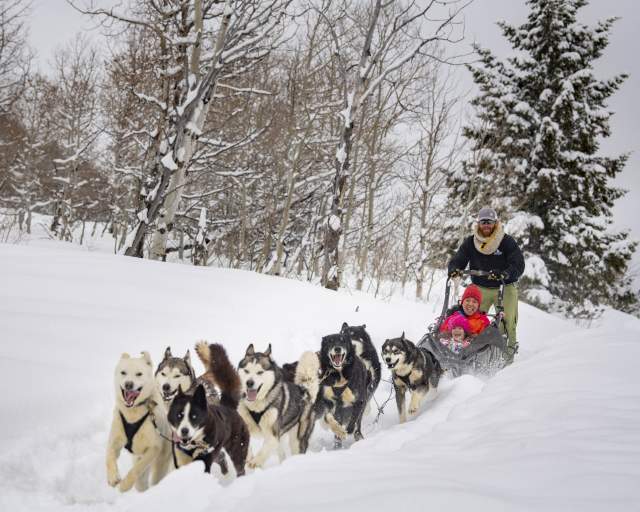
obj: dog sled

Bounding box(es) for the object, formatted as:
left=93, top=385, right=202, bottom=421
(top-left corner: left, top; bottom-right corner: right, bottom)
left=418, top=270, right=509, bottom=378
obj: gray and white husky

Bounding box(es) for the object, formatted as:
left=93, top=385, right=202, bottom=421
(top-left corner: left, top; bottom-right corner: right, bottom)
left=155, top=346, right=219, bottom=406
left=237, top=344, right=320, bottom=468
left=106, top=352, right=173, bottom=492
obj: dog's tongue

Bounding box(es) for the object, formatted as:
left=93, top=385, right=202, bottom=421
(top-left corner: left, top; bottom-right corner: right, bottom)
left=124, top=389, right=140, bottom=405
left=246, top=389, right=258, bottom=402
left=331, top=354, right=343, bottom=366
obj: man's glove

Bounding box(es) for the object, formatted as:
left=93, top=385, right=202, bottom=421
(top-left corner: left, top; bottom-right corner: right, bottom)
left=449, top=269, right=463, bottom=279
left=488, top=270, right=509, bottom=281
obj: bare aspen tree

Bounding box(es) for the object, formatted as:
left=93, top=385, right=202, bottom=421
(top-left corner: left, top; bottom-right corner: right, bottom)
left=400, top=204, right=415, bottom=294
left=317, top=0, right=468, bottom=290
left=371, top=54, right=465, bottom=300
left=74, top=0, right=293, bottom=259
left=270, top=59, right=313, bottom=276
left=101, top=27, right=165, bottom=251
left=49, top=36, right=102, bottom=241
left=0, top=0, right=30, bottom=112
left=0, top=0, right=32, bottom=214
left=193, top=206, right=208, bottom=265
left=10, top=75, right=59, bottom=233
left=268, top=18, right=340, bottom=277
left=353, top=53, right=424, bottom=290
left=0, top=0, right=475, bottom=292
left=146, top=0, right=211, bottom=261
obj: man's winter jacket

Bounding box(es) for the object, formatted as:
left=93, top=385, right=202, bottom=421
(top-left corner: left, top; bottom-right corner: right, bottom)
left=448, top=222, right=525, bottom=289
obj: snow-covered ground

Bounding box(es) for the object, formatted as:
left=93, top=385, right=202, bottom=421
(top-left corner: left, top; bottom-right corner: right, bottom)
left=1, top=239, right=639, bottom=512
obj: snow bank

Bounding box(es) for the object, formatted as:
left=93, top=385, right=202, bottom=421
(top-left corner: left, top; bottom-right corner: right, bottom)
left=0, top=241, right=638, bottom=512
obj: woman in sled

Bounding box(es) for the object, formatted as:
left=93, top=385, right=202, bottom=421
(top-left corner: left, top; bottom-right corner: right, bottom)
left=439, top=284, right=490, bottom=339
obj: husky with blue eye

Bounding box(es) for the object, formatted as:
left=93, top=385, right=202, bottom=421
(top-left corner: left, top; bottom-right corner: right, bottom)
left=167, top=342, right=249, bottom=478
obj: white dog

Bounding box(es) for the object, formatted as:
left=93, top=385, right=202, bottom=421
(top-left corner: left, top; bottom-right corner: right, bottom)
left=106, top=352, right=172, bottom=492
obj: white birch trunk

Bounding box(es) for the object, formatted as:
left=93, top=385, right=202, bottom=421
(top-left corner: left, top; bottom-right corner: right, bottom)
left=127, top=0, right=232, bottom=258
left=401, top=206, right=414, bottom=295
left=149, top=0, right=206, bottom=261
left=321, top=0, right=383, bottom=290
left=415, top=189, right=429, bottom=300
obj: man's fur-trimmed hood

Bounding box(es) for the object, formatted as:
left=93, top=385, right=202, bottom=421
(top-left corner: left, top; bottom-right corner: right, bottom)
left=473, top=220, right=505, bottom=255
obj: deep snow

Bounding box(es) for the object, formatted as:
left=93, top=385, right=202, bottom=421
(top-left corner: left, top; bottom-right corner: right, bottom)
left=0, top=240, right=639, bottom=512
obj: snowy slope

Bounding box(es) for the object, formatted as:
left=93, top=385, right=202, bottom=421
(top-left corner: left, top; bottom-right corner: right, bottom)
left=0, top=241, right=639, bottom=512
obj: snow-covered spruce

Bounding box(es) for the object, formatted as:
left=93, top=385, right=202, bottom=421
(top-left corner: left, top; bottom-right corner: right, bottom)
left=445, top=0, right=636, bottom=317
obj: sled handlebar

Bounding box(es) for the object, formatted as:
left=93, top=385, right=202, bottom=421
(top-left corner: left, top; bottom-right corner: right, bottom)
left=448, top=269, right=491, bottom=279
left=460, top=269, right=490, bottom=277
left=451, top=269, right=504, bottom=280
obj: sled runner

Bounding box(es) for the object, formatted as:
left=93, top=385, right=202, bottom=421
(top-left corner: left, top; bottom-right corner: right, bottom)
left=418, top=270, right=509, bottom=378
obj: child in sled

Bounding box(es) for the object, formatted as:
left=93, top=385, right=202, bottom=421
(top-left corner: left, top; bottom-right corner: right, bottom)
left=440, top=284, right=490, bottom=336
left=440, top=314, right=471, bottom=354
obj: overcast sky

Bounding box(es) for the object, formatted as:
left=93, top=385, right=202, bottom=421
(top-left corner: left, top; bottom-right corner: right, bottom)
left=27, top=0, right=639, bottom=277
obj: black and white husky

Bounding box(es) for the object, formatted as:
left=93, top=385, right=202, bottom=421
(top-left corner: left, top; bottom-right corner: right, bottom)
left=237, top=344, right=320, bottom=468
left=316, top=332, right=370, bottom=448
left=381, top=333, right=443, bottom=423
left=167, top=342, right=249, bottom=477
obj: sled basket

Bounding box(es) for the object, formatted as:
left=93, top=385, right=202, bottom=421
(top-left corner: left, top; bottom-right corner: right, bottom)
left=418, top=269, right=510, bottom=378
left=418, top=325, right=507, bottom=378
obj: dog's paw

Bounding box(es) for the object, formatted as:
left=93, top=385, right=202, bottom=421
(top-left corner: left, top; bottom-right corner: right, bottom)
left=333, top=426, right=348, bottom=440
left=107, top=472, right=121, bottom=487
left=399, top=413, right=407, bottom=424
left=118, top=473, right=136, bottom=493
left=247, top=457, right=263, bottom=470
left=408, top=406, right=419, bottom=416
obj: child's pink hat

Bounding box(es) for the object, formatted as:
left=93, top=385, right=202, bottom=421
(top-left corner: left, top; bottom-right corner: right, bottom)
left=449, top=314, right=471, bottom=333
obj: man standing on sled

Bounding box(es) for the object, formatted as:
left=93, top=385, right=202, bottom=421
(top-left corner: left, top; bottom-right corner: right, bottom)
left=448, top=207, right=525, bottom=365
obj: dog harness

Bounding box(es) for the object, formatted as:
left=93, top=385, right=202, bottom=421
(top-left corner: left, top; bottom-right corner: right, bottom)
left=173, top=443, right=200, bottom=469
left=120, top=411, right=150, bottom=453
left=323, top=369, right=348, bottom=392
left=172, top=440, right=217, bottom=469
left=248, top=408, right=267, bottom=426
left=394, top=350, right=430, bottom=390
left=245, top=386, right=282, bottom=426
left=394, top=372, right=415, bottom=389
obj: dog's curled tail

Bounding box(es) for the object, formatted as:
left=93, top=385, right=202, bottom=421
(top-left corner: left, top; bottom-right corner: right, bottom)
left=195, top=341, right=241, bottom=409
left=295, top=351, right=320, bottom=403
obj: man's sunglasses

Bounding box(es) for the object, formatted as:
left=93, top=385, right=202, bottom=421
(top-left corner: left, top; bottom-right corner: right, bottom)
left=479, top=219, right=496, bottom=225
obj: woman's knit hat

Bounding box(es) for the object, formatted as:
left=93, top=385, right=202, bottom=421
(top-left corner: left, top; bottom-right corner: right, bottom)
left=461, top=284, right=482, bottom=304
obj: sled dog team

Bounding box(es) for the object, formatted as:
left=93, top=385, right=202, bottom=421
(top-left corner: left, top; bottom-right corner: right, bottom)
left=107, top=323, right=443, bottom=492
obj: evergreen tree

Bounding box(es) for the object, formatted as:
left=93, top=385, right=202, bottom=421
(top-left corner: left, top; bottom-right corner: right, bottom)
left=448, top=0, right=636, bottom=317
